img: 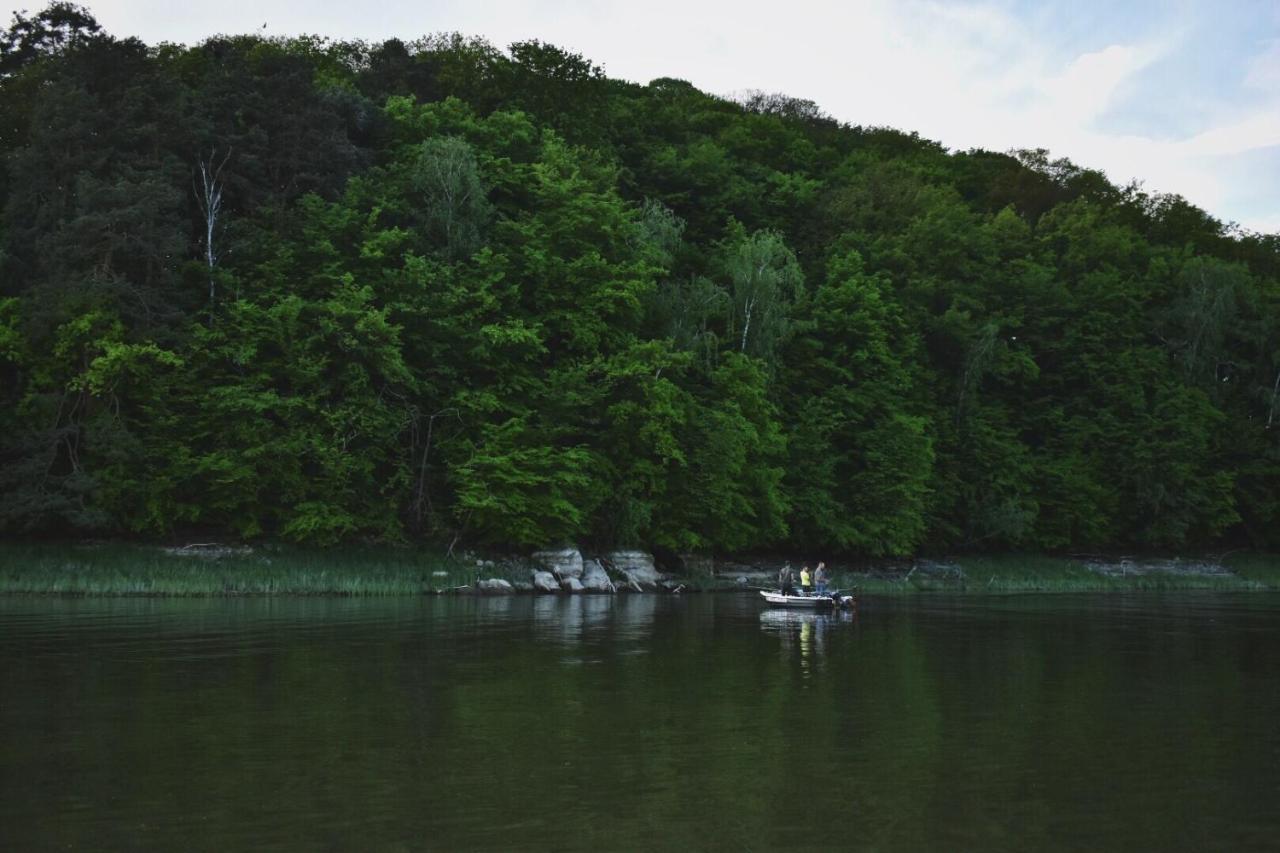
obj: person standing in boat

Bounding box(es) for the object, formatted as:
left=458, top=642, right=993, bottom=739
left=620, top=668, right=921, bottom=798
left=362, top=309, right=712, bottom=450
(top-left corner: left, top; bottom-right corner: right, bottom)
left=799, top=564, right=812, bottom=595
left=778, top=563, right=795, bottom=596
left=815, top=561, right=828, bottom=595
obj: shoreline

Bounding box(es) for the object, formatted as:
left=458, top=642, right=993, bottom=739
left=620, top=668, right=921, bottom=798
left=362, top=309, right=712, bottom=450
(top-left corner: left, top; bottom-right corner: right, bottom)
left=0, top=543, right=1276, bottom=597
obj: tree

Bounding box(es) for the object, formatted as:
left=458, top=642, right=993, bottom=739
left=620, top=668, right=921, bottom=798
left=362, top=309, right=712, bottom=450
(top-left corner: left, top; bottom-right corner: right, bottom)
left=720, top=226, right=803, bottom=361
left=781, top=250, right=933, bottom=554
left=194, top=149, right=231, bottom=310
left=0, top=2, right=100, bottom=77
left=407, top=135, right=490, bottom=259
left=1, top=18, right=1276, bottom=556
left=656, top=353, right=788, bottom=551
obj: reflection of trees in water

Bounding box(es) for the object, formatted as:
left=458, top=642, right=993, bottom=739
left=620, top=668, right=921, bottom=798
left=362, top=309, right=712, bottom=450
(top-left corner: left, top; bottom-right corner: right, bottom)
left=529, top=595, right=658, bottom=647
left=472, top=595, right=515, bottom=620
left=613, top=595, right=658, bottom=642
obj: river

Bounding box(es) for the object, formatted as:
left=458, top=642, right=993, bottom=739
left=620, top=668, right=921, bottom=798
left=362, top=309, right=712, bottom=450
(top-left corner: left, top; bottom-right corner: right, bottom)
left=2, top=593, right=1277, bottom=851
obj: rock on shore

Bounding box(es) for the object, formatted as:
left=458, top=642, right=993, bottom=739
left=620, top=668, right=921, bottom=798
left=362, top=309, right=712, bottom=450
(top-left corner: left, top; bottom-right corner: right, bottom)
left=581, top=559, right=615, bottom=593
left=532, top=548, right=583, bottom=580
left=520, top=547, right=676, bottom=594
left=531, top=570, right=561, bottom=593
left=606, top=550, right=662, bottom=590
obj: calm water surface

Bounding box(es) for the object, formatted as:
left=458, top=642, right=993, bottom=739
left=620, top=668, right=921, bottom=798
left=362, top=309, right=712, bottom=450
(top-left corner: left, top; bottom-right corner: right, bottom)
left=1, top=593, right=1278, bottom=851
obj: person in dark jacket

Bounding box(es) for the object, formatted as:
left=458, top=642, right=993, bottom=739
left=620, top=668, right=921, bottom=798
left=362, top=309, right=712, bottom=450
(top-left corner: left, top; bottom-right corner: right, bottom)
left=778, top=563, right=795, bottom=596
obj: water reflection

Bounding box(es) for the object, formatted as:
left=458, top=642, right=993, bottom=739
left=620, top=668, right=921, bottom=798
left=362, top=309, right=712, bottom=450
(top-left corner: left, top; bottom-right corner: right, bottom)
left=613, top=593, right=658, bottom=641
left=472, top=594, right=515, bottom=618
left=533, top=594, right=610, bottom=648
left=527, top=594, right=658, bottom=661
left=4, top=593, right=1279, bottom=852
left=758, top=608, right=857, bottom=677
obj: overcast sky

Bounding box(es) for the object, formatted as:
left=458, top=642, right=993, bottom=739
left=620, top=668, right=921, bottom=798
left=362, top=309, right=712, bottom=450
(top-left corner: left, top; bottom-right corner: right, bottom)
left=8, top=0, right=1279, bottom=233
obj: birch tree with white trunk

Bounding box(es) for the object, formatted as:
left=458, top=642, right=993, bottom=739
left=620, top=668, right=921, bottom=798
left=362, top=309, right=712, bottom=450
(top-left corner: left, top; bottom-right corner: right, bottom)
left=194, top=149, right=230, bottom=310
left=411, top=136, right=489, bottom=260
left=722, top=228, right=803, bottom=361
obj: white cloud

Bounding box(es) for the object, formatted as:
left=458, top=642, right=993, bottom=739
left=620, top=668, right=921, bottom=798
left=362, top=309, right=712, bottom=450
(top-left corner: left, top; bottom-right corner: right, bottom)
left=1244, top=38, right=1280, bottom=89
left=1180, top=112, right=1280, bottom=158
left=1037, top=43, right=1163, bottom=125
left=1245, top=212, right=1280, bottom=235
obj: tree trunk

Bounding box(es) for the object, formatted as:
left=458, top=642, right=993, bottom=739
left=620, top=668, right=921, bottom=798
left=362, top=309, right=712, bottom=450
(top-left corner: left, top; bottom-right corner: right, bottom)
left=195, top=149, right=231, bottom=315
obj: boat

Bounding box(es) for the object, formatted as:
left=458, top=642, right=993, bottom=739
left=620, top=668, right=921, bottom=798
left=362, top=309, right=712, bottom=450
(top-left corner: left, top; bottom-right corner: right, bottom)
left=759, top=590, right=855, bottom=609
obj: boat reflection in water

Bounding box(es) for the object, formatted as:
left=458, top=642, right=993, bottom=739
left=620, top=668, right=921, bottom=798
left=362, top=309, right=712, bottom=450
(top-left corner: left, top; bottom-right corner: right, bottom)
left=759, top=607, right=857, bottom=677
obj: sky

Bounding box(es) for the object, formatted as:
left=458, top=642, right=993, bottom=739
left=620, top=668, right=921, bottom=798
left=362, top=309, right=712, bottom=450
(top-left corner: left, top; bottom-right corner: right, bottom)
left=7, top=0, right=1279, bottom=234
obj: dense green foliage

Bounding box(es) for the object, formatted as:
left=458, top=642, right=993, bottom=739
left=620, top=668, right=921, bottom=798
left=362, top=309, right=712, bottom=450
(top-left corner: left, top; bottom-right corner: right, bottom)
left=2, top=4, right=1278, bottom=554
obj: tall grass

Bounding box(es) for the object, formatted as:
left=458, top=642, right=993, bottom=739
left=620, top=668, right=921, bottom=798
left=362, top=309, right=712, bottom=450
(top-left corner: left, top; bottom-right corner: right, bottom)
left=830, top=553, right=1280, bottom=595
left=1221, top=552, right=1280, bottom=588
left=952, top=554, right=1263, bottom=593
left=0, top=543, right=471, bottom=596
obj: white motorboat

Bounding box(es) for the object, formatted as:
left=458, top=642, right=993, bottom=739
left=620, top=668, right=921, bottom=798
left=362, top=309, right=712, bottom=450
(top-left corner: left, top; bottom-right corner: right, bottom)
left=759, top=590, right=854, bottom=609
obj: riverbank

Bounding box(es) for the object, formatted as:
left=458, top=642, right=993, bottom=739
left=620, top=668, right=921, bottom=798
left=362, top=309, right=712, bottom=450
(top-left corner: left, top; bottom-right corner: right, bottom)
left=0, top=543, right=458, bottom=596
left=1, top=543, right=1278, bottom=596
left=841, top=553, right=1280, bottom=593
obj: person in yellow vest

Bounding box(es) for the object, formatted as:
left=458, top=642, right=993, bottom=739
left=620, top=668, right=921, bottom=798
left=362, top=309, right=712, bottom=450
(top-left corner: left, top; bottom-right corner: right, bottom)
left=799, top=564, right=812, bottom=595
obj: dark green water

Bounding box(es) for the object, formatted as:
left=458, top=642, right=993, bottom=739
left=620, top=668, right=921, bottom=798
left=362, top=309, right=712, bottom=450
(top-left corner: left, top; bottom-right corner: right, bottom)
left=1, top=593, right=1278, bottom=851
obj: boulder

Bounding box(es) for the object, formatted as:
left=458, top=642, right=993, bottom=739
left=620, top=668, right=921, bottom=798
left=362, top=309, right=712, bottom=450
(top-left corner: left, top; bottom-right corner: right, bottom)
left=607, top=550, right=661, bottom=589
left=680, top=553, right=716, bottom=576
left=581, top=559, right=616, bottom=593
left=475, top=578, right=514, bottom=595
left=532, top=547, right=584, bottom=580
left=561, top=576, right=585, bottom=593
left=531, top=570, right=561, bottom=593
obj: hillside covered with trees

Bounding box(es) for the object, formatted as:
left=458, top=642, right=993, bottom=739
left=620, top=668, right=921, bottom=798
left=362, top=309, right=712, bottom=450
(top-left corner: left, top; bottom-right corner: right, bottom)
left=1, top=3, right=1278, bottom=555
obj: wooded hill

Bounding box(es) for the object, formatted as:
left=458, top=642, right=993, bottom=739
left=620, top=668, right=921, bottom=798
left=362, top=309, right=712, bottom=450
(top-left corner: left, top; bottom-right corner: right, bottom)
left=2, top=3, right=1277, bottom=554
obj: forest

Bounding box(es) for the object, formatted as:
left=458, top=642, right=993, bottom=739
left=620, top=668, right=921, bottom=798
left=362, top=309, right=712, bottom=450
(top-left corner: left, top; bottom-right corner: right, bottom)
left=1, top=3, right=1277, bottom=556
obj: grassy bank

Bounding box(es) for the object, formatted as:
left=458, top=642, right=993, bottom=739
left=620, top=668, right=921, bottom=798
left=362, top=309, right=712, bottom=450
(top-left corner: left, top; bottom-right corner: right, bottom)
left=0, top=543, right=470, bottom=596
left=830, top=554, right=1280, bottom=595
left=2, top=544, right=1278, bottom=596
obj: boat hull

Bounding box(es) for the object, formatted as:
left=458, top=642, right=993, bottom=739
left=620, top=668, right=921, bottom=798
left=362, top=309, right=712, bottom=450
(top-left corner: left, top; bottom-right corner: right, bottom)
left=759, top=591, right=840, bottom=608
